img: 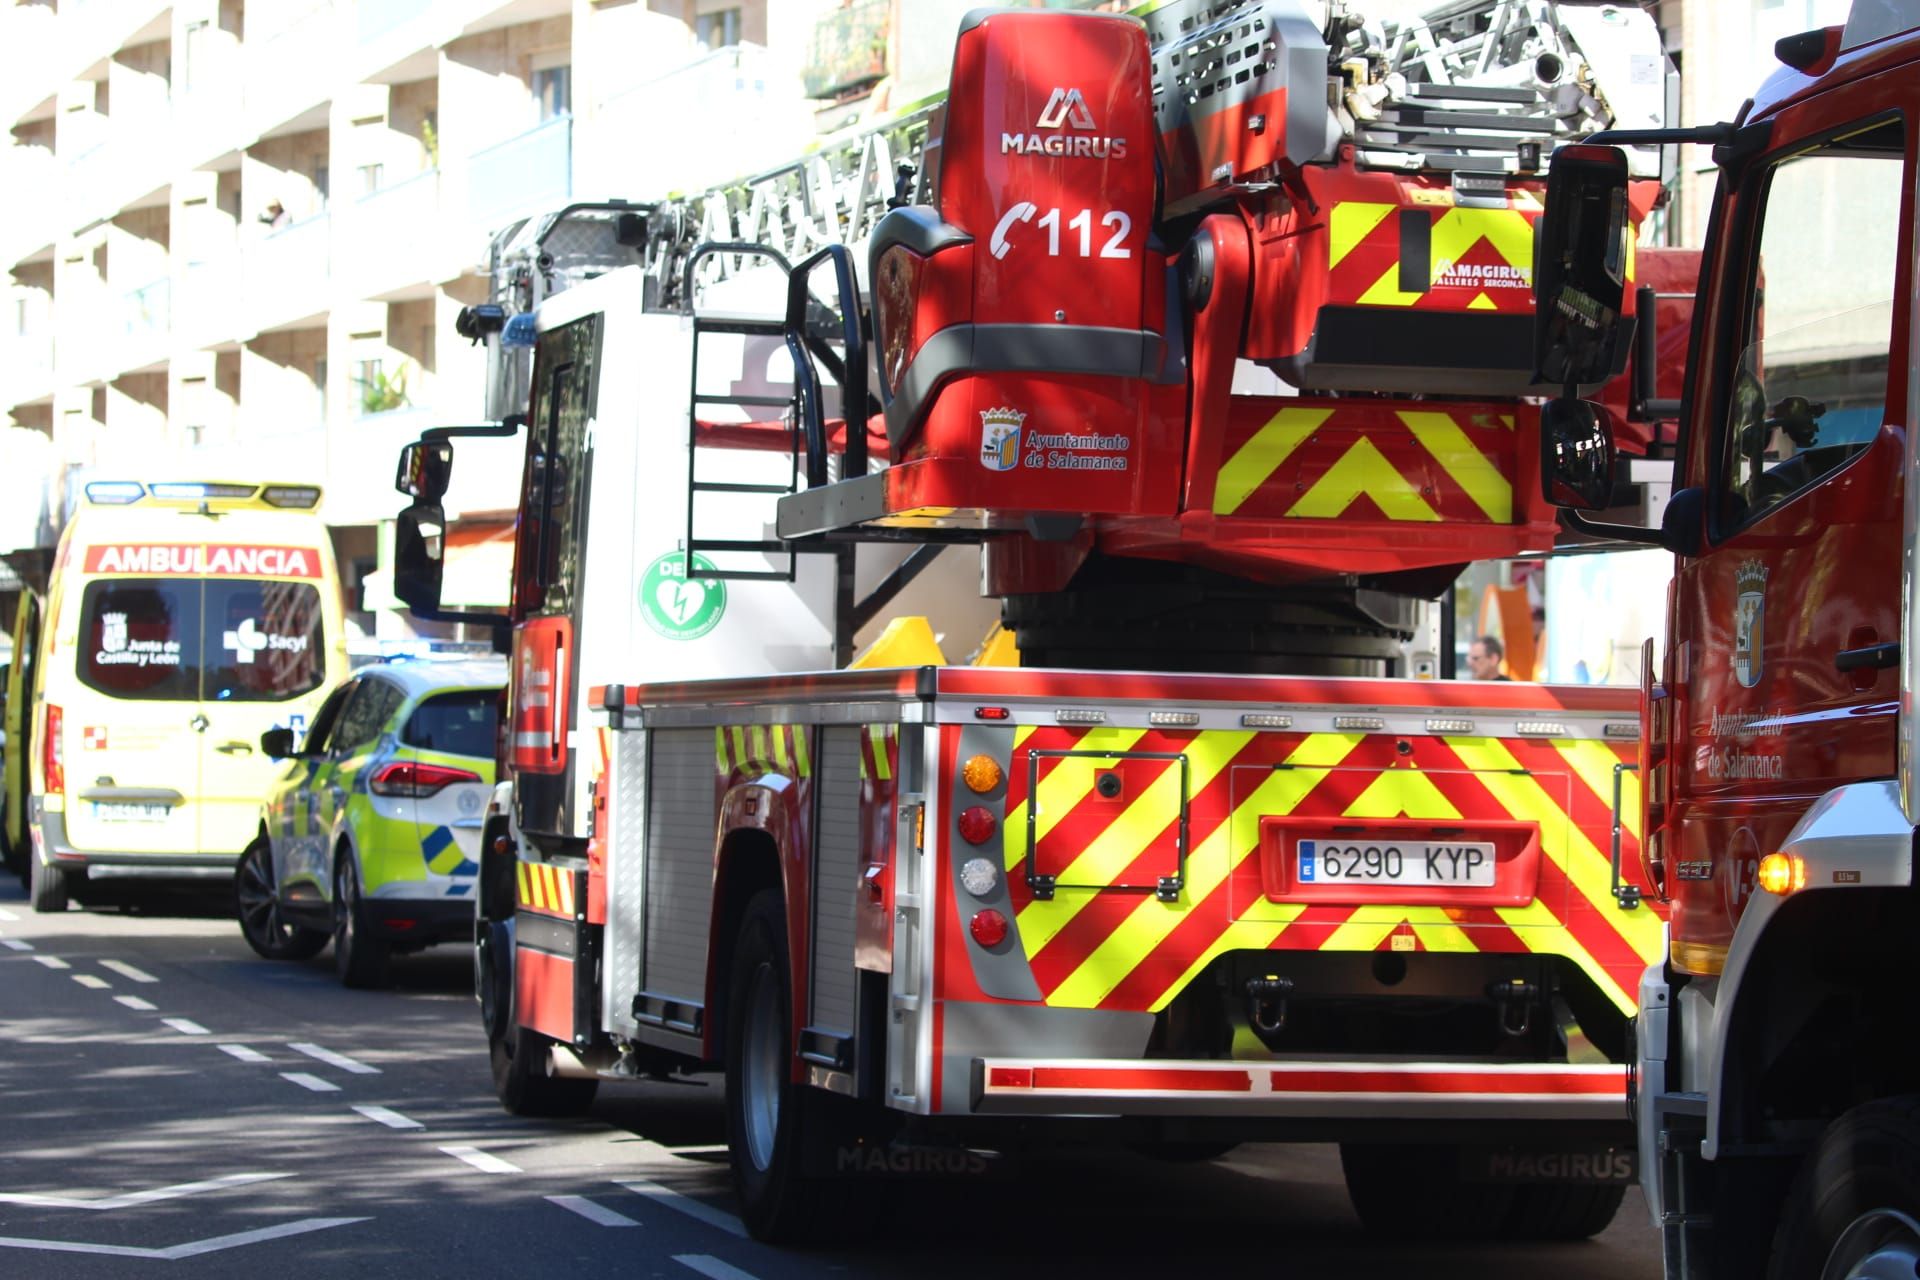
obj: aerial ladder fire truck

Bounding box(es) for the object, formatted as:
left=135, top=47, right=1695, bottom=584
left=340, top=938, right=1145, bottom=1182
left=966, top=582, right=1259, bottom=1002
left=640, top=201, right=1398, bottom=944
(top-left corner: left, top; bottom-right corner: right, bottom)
left=394, top=0, right=1687, bottom=1244
left=1528, top=3, right=1920, bottom=1276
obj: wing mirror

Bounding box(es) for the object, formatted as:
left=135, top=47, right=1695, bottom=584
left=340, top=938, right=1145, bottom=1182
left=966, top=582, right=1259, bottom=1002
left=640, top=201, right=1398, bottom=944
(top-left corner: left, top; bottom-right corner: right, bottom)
left=1534, top=143, right=1633, bottom=391
left=260, top=727, right=296, bottom=760
left=1540, top=399, right=1615, bottom=512
left=396, top=439, right=453, bottom=502
left=393, top=501, right=447, bottom=615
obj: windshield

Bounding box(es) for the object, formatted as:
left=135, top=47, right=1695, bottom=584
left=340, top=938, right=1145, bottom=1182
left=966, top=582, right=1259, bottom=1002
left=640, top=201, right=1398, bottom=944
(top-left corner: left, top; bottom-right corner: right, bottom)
left=79, top=578, right=326, bottom=703
left=402, top=688, right=500, bottom=759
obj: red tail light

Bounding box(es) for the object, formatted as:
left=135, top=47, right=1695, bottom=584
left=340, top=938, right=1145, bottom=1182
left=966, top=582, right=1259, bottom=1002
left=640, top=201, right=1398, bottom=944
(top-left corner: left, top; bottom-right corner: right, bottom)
left=369, top=761, right=481, bottom=798
left=43, top=704, right=64, bottom=796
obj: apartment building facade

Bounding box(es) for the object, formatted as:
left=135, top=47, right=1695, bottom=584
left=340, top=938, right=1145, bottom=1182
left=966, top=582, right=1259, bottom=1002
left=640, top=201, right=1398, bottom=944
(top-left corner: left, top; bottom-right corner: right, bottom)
left=0, top=0, right=823, bottom=638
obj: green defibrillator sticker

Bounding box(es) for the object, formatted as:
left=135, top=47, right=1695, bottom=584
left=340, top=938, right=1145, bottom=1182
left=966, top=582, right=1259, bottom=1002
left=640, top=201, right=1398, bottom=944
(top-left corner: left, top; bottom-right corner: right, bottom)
left=640, top=550, right=727, bottom=640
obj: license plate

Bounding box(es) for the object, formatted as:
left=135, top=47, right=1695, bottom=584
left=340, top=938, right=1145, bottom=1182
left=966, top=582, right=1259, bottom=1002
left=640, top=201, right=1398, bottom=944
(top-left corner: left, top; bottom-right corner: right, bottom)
left=1297, top=839, right=1496, bottom=886
left=92, top=802, right=171, bottom=824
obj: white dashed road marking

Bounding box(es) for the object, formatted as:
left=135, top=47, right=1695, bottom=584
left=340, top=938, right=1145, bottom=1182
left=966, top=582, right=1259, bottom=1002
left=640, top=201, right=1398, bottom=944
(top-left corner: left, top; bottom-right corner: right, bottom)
left=99, top=960, right=158, bottom=983
left=0, top=1172, right=293, bottom=1211
left=675, top=1255, right=762, bottom=1280
left=161, top=1018, right=210, bottom=1036
left=280, top=1073, right=340, bottom=1093
left=31, top=955, right=69, bottom=970
left=289, top=1042, right=379, bottom=1074
left=0, top=906, right=19, bottom=920
left=220, top=1044, right=270, bottom=1063
left=617, top=1180, right=748, bottom=1238
left=441, top=1146, right=520, bottom=1175
left=547, top=1195, right=640, bottom=1228
left=350, top=1105, right=422, bottom=1130
left=71, top=974, right=110, bottom=990
left=0, top=1217, right=367, bottom=1260
left=1, top=938, right=30, bottom=951
left=115, top=996, right=158, bottom=1012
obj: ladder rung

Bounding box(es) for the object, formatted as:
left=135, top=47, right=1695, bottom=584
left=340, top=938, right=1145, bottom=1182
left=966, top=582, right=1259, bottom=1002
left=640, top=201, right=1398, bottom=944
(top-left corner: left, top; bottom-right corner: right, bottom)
left=693, top=313, right=786, bottom=336
left=703, top=569, right=796, bottom=582
left=692, top=482, right=794, bottom=495
left=692, top=539, right=790, bottom=553
left=694, top=393, right=793, bottom=407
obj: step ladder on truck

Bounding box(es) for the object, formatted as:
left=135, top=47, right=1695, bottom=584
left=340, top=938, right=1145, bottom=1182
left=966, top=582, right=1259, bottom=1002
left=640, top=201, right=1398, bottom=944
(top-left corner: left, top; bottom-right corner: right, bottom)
left=392, top=0, right=1690, bottom=1245
left=1529, top=3, right=1920, bottom=1275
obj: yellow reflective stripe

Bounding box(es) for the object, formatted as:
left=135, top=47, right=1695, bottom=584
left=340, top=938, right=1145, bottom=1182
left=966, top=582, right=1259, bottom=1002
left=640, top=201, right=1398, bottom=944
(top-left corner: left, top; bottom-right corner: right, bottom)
left=748, top=725, right=770, bottom=767
left=556, top=869, right=575, bottom=916
left=794, top=726, right=812, bottom=777
left=1321, top=914, right=1400, bottom=952
left=1399, top=410, right=1514, bottom=522
left=869, top=725, right=893, bottom=781
left=1446, top=737, right=1665, bottom=963
left=516, top=861, right=532, bottom=908
left=729, top=726, right=749, bottom=772
left=1405, top=907, right=1483, bottom=953
left=1213, top=407, right=1335, bottom=516
left=1288, top=438, right=1440, bottom=521
left=1431, top=207, right=1534, bottom=277
left=1357, top=261, right=1428, bottom=307
left=1342, top=767, right=1463, bottom=819
left=714, top=726, right=728, bottom=772
left=1555, top=739, right=1642, bottom=842
left=1328, top=201, right=1396, bottom=269
left=772, top=726, right=791, bottom=772
left=1019, top=731, right=1254, bottom=957
left=1047, top=734, right=1363, bottom=1008
left=1004, top=728, right=1149, bottom=873
left=1493, top=898, right=1635, bottom=1011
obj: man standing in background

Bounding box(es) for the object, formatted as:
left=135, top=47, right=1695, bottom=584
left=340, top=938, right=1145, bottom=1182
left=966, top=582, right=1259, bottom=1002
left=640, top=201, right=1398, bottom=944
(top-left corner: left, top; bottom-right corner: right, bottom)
left=1467, top=635, right=1511, bottom=681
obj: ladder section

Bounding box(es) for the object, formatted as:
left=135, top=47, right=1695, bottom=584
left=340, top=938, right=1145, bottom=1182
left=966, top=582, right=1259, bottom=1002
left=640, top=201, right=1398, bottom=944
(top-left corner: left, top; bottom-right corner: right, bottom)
left=683, top=242, right=800, bottom=582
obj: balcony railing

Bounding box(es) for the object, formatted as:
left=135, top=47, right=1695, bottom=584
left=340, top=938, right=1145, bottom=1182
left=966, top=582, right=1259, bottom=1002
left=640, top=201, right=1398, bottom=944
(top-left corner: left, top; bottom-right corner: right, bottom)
left=176, top=257, right=242, bottom=349
left=244, top=2, right=339, bottom=134
left=118, top=277, right=171, bottom=369
left=0, top=331, right=56, bottom=408
left=468, top=114, right=570, bottom=231
left=359, top=0, right=432, bottom=44
left=0, top=145, right=58, bottom=264
left=245, top=212, right=331, bottom=332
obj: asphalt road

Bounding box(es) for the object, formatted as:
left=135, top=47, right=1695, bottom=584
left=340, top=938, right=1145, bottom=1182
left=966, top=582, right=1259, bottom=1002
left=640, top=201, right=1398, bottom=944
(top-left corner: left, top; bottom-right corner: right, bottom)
left=0, top=878, right=1663, bottom=1279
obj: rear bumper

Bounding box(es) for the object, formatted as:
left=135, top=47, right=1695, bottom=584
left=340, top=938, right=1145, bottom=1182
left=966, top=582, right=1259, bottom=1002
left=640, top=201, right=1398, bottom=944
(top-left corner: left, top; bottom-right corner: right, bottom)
left=33, top=804, right=236, bottom=878
left=973, top=1058, right=1629, bottom=1121
left=362, top=897, right=474, bottom=946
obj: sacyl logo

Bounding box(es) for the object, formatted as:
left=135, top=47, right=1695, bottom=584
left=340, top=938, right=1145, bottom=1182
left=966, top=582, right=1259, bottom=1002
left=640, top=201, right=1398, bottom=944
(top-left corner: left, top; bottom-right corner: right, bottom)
left=1036, top=86, right=1096, bottom=131
left=1002, top=86, right=1128, bottom=159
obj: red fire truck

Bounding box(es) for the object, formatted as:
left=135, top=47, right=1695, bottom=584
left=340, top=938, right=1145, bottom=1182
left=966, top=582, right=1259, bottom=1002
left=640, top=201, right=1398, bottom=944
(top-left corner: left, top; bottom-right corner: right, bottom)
left=1530, top=4, right=1920, bottom=1275
left=394, top=0, right=1684, bottom=1244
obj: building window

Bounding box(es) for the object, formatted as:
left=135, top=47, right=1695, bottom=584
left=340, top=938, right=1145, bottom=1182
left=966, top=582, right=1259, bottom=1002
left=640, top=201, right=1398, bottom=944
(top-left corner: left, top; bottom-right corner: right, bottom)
left=696, top=7, right=741, bottom=50
left=359, top=163, right=384, bottom=197
left=533, top=64, right=571, bottom=120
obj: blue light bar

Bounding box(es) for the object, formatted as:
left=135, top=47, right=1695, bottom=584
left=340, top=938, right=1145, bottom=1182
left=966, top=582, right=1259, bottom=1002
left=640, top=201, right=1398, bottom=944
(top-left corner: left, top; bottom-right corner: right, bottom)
left=501, top=313, right=538, bottom=348
left=85, top=481, right=144, bottom=505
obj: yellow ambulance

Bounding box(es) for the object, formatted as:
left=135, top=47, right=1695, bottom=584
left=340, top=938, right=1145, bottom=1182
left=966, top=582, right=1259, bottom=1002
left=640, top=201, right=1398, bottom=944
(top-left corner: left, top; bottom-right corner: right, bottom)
left=12, top=481, right=348, bottom=912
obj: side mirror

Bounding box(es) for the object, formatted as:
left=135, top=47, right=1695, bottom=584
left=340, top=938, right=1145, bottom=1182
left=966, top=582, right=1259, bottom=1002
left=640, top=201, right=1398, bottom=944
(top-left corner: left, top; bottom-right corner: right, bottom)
left=260, top=727, right=296, bottom=760
left=393, top=501, right=447, bottom=614
left=396, top=440, right=453, bottom=501
left=1540, top=398, right=1616, bottom=511
left=1534, top=143, right=1633, bottom=390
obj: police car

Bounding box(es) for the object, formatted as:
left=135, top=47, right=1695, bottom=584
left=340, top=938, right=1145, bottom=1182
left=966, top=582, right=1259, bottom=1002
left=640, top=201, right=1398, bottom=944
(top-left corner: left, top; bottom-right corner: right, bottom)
left=235, top=657, right=505, bottom=986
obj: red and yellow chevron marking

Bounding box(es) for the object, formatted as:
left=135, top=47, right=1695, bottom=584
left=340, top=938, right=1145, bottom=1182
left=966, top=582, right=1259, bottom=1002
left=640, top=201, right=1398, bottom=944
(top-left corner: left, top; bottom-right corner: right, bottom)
left=990, top=725, right=1661, bottom=1015
left=1327, top=196, right=1541, bottom=313
left=1212, top=400, right=1522, bottom=524
left=713, top=723, right=812, bottom=779
left=517, top=860, right=577, bottom=917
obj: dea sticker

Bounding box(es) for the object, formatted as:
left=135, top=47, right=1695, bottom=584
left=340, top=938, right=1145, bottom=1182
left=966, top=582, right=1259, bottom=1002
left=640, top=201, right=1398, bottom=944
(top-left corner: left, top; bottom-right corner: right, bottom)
left=640, top=551, right=727, bottom=640
left=979, top=407, right=1026, bottom=472
left=1733, top=561, right=1768, bottom=688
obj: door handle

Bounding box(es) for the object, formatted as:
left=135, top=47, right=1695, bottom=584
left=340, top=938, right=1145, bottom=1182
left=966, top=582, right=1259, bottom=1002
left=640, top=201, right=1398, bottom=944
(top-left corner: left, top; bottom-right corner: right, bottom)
left=1835, top=642, right=1900, bottom=672
left=189, top=713, right=210, bottom=732
left=214, top=741, right=254, bottom=756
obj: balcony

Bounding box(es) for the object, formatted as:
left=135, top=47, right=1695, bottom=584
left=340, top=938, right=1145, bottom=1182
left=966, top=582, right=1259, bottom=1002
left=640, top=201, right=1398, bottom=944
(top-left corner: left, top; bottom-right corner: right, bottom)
left=0, top=146, right=59, bottom=267
left=359, top=0, right=433, bottom=44
left=118, top=277, right=171, bottom=372
left=244, top=213, right=331, bottom=335
left=467, top=115, right=570, bottom=233
left=245, top=3, right=340, bottom=137
left=0, top=330, right=56, bottom=409
left=802, top=0, right=888, bottom=100
left=176, top=258, right=243, bottom=350
left=172, top=77, right=247, bottom=175
left=340, top=168, right=442, bottom=299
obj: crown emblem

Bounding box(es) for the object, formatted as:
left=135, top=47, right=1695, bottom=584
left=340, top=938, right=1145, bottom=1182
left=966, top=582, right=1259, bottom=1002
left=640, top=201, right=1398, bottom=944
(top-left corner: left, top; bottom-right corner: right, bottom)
left=979, top=407, right=1026, bottom=473
left=1735, top=561, right=1769, bottom=592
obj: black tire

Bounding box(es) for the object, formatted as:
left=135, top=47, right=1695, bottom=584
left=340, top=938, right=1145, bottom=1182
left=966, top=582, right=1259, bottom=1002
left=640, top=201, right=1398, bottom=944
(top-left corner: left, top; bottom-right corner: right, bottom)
left=1340, top=1143, right=1520, bottom=1240
left=724, top=889, right=870, bottom=1245
left=28, top=845, right=69, bottom=914
left=1505, top=1181, right=1627, bottom=1241
left=1770, top=1097, right=1920, bottom=1280
left=235, top=835, right=326, bottom=960
left=333, top=851, right=391, bottom=988
left=481, top=918, right=598, bottom=1118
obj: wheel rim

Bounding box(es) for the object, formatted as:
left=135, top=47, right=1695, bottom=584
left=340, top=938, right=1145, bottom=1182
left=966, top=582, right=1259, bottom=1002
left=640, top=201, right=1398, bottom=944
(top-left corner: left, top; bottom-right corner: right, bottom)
left=741, top=959, right=782, bottom=1173
left=237, top=846, right=285, bottom=945
left=1824, top=1208, right=1920, bottom=1280
left=335, top=860, right=356, bottom=955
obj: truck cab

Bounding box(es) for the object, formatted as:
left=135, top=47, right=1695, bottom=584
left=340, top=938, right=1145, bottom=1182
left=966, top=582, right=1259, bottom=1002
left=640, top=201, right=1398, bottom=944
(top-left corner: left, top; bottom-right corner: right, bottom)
left=1532, top=6, right=1920, bottom=1274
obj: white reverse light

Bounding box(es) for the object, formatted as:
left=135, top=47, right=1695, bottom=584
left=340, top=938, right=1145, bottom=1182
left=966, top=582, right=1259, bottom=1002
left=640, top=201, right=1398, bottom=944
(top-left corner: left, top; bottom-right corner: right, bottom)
left=960, top=857, right=1000, bottom=898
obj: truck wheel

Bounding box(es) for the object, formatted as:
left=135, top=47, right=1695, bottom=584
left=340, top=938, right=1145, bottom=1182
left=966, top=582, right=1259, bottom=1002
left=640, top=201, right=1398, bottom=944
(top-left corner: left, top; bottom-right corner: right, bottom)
left=725, top=889, right=869, bottom=1244
left=1770, top=1097, right=1920, bottom=1280
left=481, top=918, right=598, bottom=1117
left=236, top=836, right=326, bottom=960
left=333, top=853, right=390, bottom=988
left=1504, top=1181, right=1626, bottom=1240
left=28, top=845, right=69, bottom=914
left=1340, top=1142, right=1518, bottom=1240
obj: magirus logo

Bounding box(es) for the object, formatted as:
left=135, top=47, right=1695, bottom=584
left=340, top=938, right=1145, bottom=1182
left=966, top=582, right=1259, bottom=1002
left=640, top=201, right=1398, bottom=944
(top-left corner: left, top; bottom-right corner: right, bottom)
left=1002, top=87, right=1129, bottom=159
